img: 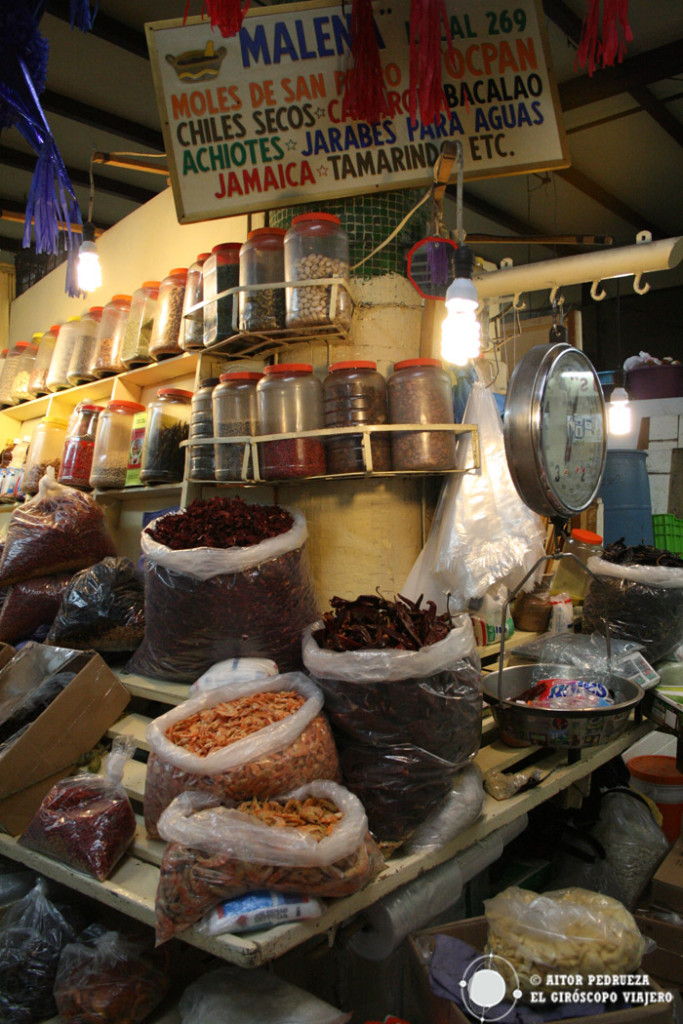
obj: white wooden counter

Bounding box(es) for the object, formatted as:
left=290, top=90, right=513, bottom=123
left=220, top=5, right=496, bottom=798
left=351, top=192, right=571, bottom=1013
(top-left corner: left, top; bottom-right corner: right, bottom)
left=0, top=665, right=653, bottom=969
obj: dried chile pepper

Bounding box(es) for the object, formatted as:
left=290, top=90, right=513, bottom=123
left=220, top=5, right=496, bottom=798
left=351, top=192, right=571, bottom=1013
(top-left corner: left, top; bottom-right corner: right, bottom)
left=314, top=592, right=453, bottom=651
left=145, top=495, right=293, bottom=550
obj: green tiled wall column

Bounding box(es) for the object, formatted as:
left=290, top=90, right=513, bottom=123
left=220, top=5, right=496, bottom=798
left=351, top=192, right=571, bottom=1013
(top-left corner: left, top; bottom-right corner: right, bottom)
left=269, top=190, right=426, bottom=278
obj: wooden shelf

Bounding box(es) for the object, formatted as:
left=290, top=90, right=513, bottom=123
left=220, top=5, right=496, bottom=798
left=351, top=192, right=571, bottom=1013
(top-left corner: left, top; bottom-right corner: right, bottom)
left=0, top=667, right=653, bottom=971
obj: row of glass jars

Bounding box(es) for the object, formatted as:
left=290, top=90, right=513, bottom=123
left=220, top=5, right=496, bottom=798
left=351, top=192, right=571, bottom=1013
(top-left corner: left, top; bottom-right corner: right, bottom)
left=188, top=358, right=457, bottom=483
left=21, top=388, right=193, bottom=495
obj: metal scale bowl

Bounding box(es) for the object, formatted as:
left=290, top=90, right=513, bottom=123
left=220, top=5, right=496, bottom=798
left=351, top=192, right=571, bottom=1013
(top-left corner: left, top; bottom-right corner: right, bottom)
left=483, top=341, right=644, bottom=759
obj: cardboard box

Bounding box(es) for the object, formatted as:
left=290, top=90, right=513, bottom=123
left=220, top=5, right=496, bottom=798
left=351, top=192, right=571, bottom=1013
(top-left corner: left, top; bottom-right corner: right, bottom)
left=408, top=917, right=673, bottom=1024
left=0, top=645, right=130, bottom=834
left=635, top=912, right=683, bottom=992
left=651, top=838, right=683, bottom=914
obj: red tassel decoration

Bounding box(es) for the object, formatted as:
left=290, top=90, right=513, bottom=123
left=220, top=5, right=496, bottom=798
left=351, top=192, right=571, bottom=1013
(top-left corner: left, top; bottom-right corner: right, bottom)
left=342, top=0, right=391, bottom=123
left=408, top=0, right=454, bottom=126
left=576, top=0, right=632, bottom=75
left=185, top=0, right=251, bottom=37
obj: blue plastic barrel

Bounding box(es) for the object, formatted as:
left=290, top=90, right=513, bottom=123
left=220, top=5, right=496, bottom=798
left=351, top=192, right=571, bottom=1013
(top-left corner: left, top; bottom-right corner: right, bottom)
left=598, top=449, right=654, bottom=546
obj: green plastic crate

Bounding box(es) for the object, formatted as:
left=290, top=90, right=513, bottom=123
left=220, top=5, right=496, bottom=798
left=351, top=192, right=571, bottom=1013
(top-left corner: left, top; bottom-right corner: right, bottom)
left=652, top=513, right=683, bottom=555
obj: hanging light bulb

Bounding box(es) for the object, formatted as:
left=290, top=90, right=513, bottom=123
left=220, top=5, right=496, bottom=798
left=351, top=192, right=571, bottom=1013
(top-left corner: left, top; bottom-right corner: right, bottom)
left=77, top=222, right=101, bottom=293
left=441, top=243, right=481, bottom=366
left=608, top=385, right=632, bottom=435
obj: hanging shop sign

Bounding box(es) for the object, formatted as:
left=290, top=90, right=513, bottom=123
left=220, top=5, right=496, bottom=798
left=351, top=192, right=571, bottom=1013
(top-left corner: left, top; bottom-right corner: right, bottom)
left=146, top=0, right=569, bottom=223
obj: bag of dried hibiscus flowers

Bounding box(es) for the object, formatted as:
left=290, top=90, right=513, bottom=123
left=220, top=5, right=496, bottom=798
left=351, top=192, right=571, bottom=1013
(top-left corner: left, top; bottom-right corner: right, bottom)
left=154, top=780, right=384, bottom=943
left=143, top=673, right=340, bottom=838
left=126, top=497, right=318, bottom=682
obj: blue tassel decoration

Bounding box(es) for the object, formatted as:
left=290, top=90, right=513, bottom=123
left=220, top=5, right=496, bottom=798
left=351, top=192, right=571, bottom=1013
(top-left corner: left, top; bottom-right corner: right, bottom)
left=69, top=0, right=98, bottom=32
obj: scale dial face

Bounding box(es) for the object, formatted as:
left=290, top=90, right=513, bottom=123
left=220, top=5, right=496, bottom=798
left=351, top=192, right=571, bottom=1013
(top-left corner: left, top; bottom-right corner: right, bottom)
left=504, top=343, right=606, bottom=519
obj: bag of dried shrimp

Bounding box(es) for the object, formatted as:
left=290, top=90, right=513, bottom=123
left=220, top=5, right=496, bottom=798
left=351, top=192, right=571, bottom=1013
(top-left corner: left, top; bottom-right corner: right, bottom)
left=154, top=781, right=384, bottom=943
left=143, top=673, right=340, bottom=838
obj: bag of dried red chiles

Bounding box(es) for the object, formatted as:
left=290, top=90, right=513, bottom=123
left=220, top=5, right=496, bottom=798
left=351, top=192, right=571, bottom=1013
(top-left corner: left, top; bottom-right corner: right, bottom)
left=0, top=468, right=116, bottom=587
left=126, top=496, right=318, bottom=682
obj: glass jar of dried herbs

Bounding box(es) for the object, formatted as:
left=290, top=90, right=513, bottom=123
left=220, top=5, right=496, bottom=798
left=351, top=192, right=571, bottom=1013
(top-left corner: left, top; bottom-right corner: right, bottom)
left=140, top=388, right=192, bottom=485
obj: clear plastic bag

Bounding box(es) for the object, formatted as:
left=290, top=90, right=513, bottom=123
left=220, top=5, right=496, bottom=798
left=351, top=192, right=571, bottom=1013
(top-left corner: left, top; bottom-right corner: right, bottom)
left=126, top=506, right=318, bottom=681
left=0, top=868, right=37, bottom=909
left=20, top=736, right=137, bottom=880
left=339, top=741, right=461, bottom=847
left=0, top=573, right=72, bottom=644
left=154, top=784, right=383, bottom=943
left=0, top=878, right=77, bottom=1023
left=302, top=615, right=482, bottom=762
left=46, top=557, right=145, bottom=653
left=583, top=556, right=683, bottom=662
left=189, top=656, right=279, bottom=695
left=511, top=631, right=643, bottom=671
left=403, top=383, right=546, bottom=611
left=178, top=966, right=350, bottom=1024
left=54, top=923, right=170, bottom=1024
left=484, top=885, right=646, bottom=999
left=402, top=765, right=484, bottom=854
left=588, top=789, right=670, bottom=908
left=143, top=675, right=339, bottom=837
left=0, top=468, right=116, bottom=587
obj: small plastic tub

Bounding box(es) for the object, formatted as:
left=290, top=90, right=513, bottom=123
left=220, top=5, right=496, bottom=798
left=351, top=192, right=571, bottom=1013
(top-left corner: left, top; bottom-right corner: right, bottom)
left=627, top=755, right=683, bottom=843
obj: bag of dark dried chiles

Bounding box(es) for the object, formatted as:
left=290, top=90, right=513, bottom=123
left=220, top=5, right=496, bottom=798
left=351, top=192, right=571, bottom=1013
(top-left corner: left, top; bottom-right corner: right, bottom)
left=303, top=595, right=482, bottom=848
left=127, top=497, right=319, bottom=683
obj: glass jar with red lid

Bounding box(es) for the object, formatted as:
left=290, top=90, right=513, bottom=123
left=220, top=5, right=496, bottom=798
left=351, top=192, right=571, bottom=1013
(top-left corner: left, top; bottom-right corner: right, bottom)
left=213, top=370, right=262, bottom=481
left=140, top=387, right=192, bottom=484
left=203, top=243, right=241, bottom=347
left=89, top=296, right=131, bottom=378
left=323, top=360, right=390, bottom=473
left=27, top=330, right=51, bottom=397
left=121, top=283, right=160, bottom=368
left=256, top=363, right=325, bottom=479
left=68, top=308, right=103, bottom=386
left=90, top=399, right=146, bottom=490
left=58, top=402, right=104, bottom=489
left=284, top=213, right=351, bottom=329
left=387, top=357, right=456, bottom=470
left=149, top=269, right=188, bottom=359
left=179, top=255, right=210, bottom=351
left=239, top=227, right=286, bottom=332
left=10, top=341, right=38, bottom=403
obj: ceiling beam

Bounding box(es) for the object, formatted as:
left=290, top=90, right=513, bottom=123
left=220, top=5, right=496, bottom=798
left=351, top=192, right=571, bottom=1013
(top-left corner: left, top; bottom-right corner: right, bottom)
left=42, top=90, right=164, bottom=151
left=542, top=0, right=582, bottom=45
left=0, top=145, right=158, bottom=205
left=558, top=39, right=683, bottom=110
left=0, top=235, right=23, bottom=253
left=626, top=82, right=683, bottom=150
left=450, top=187, right=566, bottom=257
left=555, top=165, right=666, bottom=237
left=43, top=1, right=149, bottom=58
left=0, top=195, right=111, bottom=234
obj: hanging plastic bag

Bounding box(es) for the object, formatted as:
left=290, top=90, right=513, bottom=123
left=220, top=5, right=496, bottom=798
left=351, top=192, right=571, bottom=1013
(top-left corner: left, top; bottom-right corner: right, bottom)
left=126, top=500, right=318, bottom=682
left=402, top=765, right=484, bottom=854
left=143, top=673, right=339, bottom=838
left=46, top=557, right=145, bottom=653
left=54, top=923, right=170, bottom=1024
left=403, top=383, right=545, bottom=612
left=178, top=966, right=351, bottom=1024
left=155, top=783, right=382, bottom=943
left=20, top=735, right=137, bottom=880
left=0, top=878, right=77, bottom=1023
left=0, top=468, right=116, bottom=587
left=189, top=656, right=279, bottom=696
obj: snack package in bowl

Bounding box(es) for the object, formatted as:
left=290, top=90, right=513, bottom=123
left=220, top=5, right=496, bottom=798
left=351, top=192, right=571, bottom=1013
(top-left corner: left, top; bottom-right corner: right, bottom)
left=484, top=886, right=646, bottom=999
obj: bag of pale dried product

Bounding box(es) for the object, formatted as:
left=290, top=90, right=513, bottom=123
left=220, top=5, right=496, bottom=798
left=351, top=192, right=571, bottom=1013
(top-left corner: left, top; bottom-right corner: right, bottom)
left=0, top=468, right=116, bottom=587
left=143, top=673, right=340, bottom=838
left=154, top=781, right=383, bottom=943
left=126, top=497, right=318, bottom=682
left=484, top=886, right=646, bottom=1000
left=179, top=966, right=350, bottom=1024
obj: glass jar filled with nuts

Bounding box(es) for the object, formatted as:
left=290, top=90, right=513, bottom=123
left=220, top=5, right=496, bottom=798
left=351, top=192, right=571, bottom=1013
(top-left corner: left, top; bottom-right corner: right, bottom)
left=284, top=213, right=351, bottom=330
left=149, top=267, right=188, bottom=359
